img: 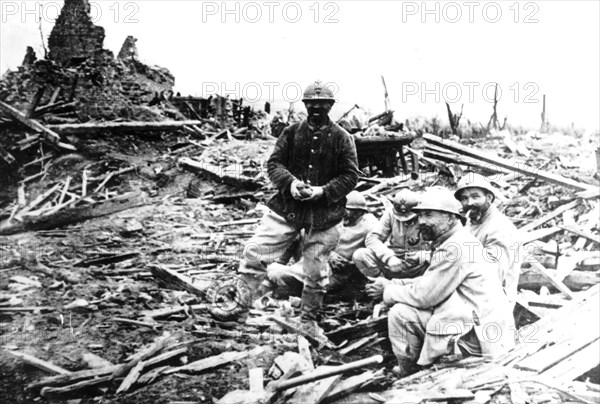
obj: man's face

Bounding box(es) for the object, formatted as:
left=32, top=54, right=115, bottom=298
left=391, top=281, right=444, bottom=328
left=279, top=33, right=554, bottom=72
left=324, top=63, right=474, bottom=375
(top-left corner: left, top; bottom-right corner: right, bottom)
left=457, top=188, right=493, bottom=224
left=417, top=210, right=455, bottom=241
left=304, top=100, right=333, bottom=123
left=343, top=208, right=363, bottom=226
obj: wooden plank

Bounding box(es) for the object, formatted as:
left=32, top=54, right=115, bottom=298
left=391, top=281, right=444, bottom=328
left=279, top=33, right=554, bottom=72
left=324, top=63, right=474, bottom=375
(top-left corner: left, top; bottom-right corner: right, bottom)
left=522, top=226, right=562, bottom=245
left=270, top=316, right=336, bottom=350
left=325, top=316, right=388, bottom=344
left=423, top=146, right=510, bottom=175
left=337, top=334, right=378, bottom=355
left=5, top=350, right=71, bottom=375
left=559, top=225, right=600, bottom=245
left=141, top=304, right=210, bottom=319
left=322, top=370, right=374, bottom=403
left=0, top=144, right=17, bottom=167
left=520, top=200, right=580, bottom=233
left=0, top=306, right=55, bottom=313
left=383, top=388, right=475, bottom=402
left=111, top=332, right=181, bottom=379
left=164, top=346, right=263, bottom=375
left=541, top=338, right=600, bottom=380
left=40, top=375, right=112, bottom=398
left=47, top=120, right=205, bottom=135
left=249, top=368, right=264, bottom=393
left=149, top=264, right=207, bottom=298
left=75, top=252, right=139, bottom=267
left=179, top=157, right=264, bottom=191
left=500, top=286, right=600, bottom=367
left=15, top=183, right=62, bottom=218
left=297, top=336, right=314, bottom=369
left=116, top=360, right=144, bottom=394
left=423, top=134, right=597, bottom=192
left=25, top=87, right=45, bottom=118
left=0, top=101, right=65, bottom=146
left=577, top=188, right=600, bottom=200
left=0, top=192, right=147, bottom=235
left=517, top=332, right=600, bottom=373
left=27, top=365, right=120, bottom=391
left=274, top=355, right=383, bottom=391
left=527, top=262, right=575, bottom=299
left=289, top=370, right=340, bottom=404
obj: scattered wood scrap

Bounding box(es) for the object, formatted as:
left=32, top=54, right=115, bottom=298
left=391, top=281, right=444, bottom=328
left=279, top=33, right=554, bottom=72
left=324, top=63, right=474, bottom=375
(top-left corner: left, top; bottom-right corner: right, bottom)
left=423, top=133, right=597, bottom=192
left=47, top=120, right=207, bottom=135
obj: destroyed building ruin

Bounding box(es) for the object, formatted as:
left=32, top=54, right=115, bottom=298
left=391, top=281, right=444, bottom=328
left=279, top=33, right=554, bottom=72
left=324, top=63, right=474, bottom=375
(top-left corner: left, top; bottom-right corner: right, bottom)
left=47, top=0, right=105, bottom=66
left=1, top=0, right=174, bottom=124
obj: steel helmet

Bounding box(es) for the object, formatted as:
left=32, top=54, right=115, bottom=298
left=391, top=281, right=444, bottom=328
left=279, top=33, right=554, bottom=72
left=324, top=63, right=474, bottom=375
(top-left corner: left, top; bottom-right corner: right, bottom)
left=302, top=80, right=336, bottom=103
left=392, top=189, right=420, bottom=221
left=454, top=172, right=497, bottom=202
left=346, top=191, right=368, bottom=211
left=413, top=186, right=464, bottom=218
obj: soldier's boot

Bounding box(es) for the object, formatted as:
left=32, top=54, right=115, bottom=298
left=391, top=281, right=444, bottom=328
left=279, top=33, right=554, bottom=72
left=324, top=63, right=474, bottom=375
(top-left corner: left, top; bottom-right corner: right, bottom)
left=237, top=272, right=275, bottom=309
left=392, top=357, right=420, bottom=378
left=298, top=286, right=328, bottom=341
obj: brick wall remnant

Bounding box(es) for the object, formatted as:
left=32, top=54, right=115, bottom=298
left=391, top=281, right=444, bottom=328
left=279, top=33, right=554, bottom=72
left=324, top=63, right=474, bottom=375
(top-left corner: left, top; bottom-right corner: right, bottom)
left=48, top=0, right=105, bottom=65
left=117, top=36, right=139, bottom=61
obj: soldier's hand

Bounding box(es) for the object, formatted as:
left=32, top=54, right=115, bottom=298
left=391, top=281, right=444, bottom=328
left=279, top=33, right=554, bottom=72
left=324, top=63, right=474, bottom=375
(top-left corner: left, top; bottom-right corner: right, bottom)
left=329, top=252, right=348, bottom=272
left=405, top=250, right=431, bottom=266
left=365, top=277, right=390, bottom=301
left=303, top=186, right=324, bottom=201
left=387, top=256, right=405, bottom=273
left=290, top=180, right=309, bottom=200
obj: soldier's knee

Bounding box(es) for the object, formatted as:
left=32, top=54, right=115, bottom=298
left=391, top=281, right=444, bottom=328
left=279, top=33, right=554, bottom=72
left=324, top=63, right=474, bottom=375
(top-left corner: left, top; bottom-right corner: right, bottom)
left=266, top=263, right=290, bottom=285
left=352, top=248, right=369, bottom=263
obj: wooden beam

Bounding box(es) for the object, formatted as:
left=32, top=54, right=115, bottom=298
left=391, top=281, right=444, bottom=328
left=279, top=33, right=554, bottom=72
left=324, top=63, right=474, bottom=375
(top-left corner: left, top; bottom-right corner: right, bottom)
left=521, top=226, right=562, bottom=245
left=47, top=120, right=206, bottom=135
left=27, top=365, right=120, bottom=391
left=274, top=355, right=383, bottom=391
left=520, top=200, right=580, bottom=233
left=0, top=192, right=147, bottom=235
left=322, top=371, right=374, bottom=404
left=541, top=338, right=600, bottom=380
left=5, top=350, right=71, bottom=375
left=423, top=134, right=597, bottom=192
left=40, top=375, right=112, bottom=398
left=111, top=332, right=181, bottom=379
left=0, top=144, right=18, bottom=167
left=325, top=316, right=388, bottom=344
left=179, top=157, right=264, bottom=191
left=423, top=146, right=510, bottom=175
left=25, top=87, right=45, bottom=118
left=528, top=261, right=576, bottom=299
left=289, top=369, right=340, bottom=404
left=517, top=332, right=599, bottom=373
left=148, top=264, right=207, bottom=298
left=559, top=225, right=600, bottom=245
left=164, top=347, right=263, bottom=375
left=270, top=317, right=336, bottom=350
left=0, top=100, right=64, bottom=146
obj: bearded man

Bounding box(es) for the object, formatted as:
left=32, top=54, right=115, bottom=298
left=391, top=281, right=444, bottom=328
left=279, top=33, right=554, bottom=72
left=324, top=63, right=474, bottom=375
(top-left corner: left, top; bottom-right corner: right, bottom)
left=454, top=172, right=522, bottom=304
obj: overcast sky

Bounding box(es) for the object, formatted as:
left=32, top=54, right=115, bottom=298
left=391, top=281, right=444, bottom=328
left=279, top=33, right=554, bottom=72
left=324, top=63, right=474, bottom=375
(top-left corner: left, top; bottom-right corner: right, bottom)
left=1, top=0, right=599, bottom=131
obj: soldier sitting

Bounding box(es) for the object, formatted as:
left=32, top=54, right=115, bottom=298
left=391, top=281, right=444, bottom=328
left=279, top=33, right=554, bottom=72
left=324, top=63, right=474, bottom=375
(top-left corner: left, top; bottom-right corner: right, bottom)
left=354, top=189, right=431, bottom=281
